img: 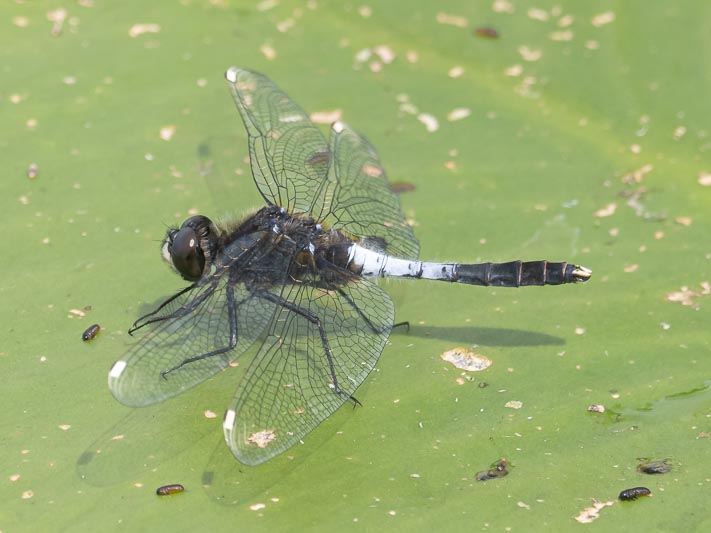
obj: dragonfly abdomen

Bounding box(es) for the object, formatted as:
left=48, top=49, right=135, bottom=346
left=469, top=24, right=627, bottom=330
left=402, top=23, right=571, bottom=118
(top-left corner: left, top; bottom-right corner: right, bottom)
left=451, top=260, right=591, bottom=286
left=347, top=244, right=590, bottom=286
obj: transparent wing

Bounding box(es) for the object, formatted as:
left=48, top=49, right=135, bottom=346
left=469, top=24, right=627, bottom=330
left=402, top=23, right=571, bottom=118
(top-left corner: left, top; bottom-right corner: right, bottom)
left=225, top=68, right=420, bottom=259
left=109, top=280, right=275, bottom=407
left=225, top=67, right=331, bottom=215
left=223, top=277, right=394, bottom=465
left=325, top=121, right=420, bottom=259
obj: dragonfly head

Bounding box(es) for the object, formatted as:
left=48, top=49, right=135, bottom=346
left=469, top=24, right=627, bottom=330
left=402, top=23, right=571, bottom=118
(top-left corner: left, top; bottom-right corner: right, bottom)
left=162, top=215, right=220, bottom=281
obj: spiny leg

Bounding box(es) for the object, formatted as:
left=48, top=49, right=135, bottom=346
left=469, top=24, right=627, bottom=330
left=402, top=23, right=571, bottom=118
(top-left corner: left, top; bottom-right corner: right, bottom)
left=253, top=289, right=353, bottom=402
left=129, top=284, right=198, bottom=335
left=160, top=285, right=238, bottom=378
left=334, top=287, right=401, bottom=335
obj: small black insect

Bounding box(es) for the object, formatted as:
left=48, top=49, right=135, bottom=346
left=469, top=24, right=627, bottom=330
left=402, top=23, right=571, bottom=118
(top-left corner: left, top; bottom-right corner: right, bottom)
left=156, top=484, right=185, bottom=496
left=637, top=458, right=671, bottom=475
left=619, top=487, right=651, bottom=501
left=82, top=324, right=101, bottom=341
left=476, top=458, right=509, bottom=481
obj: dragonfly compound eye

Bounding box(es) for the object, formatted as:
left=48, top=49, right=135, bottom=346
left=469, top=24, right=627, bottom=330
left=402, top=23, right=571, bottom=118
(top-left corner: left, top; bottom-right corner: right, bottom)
left=171, top=226, right=205, bottom=281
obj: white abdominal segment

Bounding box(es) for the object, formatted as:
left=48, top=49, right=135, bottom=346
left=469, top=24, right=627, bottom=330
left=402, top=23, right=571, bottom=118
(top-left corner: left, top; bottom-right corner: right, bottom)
left=348, top=244, right=455, bottom=280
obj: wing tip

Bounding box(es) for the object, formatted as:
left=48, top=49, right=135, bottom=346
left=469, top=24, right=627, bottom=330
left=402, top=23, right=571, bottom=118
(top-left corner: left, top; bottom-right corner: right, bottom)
left=225, top=66, right=241, bottom=83
left=108, top=360, right=127, bottom=382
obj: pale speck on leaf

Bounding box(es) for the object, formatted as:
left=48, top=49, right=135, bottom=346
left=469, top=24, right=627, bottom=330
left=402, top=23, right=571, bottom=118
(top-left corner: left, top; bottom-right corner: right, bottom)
left=575, top=500, right=614, bottom=524
left=260, top=44, right=277, bottom=60
left=47, top=8, right=67, bottom=36
left=354, top=48, right=371, bottom=63
left=448, top=66, right=464, bottom=78
left=247, top=429, right=277, bottom=448
left=373, top=45, right=395, bottom=64
left=417, top=113, right=439, bottom=132
left=436, top=12, right=468, bottom=28
left=310, top=110, right=342, bottom=124
left=505, top=64, right=523, bottom=76
left=593, top=203, right=617, bottom=218
left=159, top=125, right=176, bottom=141
left=527, top=8, right=549, bottom=21
left=518, top=46, right=542, bottom=61
left=558, top=14, right=574, bottom=27
left=492, top=0, right=514, bottom=14
left=276, top=18, right=294, bottom=33
left=256, top=0, right=278, bottom=11
left=622, top=163, right=653, bottom=183
left=549, top=30, right=573, bottom=41
left=666, top=283, right=710, bottom=308
left=128, top=23, right=161, bottom=37
left=698, top=172, right=711, bottom=186
left=358, top=6, right=372, bottom=18
left=505, top=400, right=523, bottom=409
left=592, top=11, right=615, bottom=27
left=440, top=347, right=491, bottom=372
left=447, top=108, right=471, bottom=121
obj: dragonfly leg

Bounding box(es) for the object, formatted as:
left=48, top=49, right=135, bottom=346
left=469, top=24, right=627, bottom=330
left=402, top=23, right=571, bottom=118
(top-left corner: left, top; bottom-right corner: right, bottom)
left=129, top=283, right=203, bottom=335
left=335, top=287, right=397, bottom=335
left=160, top=285, right=238, bottom=377
left=392, top=321, right=410, bottom=332
left=253, top=289, right=352, bottom=401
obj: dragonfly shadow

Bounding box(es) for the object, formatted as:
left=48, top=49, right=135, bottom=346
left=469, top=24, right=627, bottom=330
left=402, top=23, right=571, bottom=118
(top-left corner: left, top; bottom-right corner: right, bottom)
left=395, top=325, right=566, bottom=347
left=199, top=416, right=341, bottom=507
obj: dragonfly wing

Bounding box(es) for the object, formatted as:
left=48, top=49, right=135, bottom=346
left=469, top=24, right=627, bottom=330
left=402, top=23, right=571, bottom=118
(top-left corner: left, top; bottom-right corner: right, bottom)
left=109, top=281, right=275, bottom=407
left=225, top=67, right=331, bottom=215
left=325, top=121, right=420, bottom=259
left=223, top=277, right=394, bottom=465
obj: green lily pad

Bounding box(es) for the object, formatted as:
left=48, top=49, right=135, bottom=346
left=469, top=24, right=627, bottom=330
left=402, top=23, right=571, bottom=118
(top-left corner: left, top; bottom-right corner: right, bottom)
left=2, top=1, right=710, bottom=531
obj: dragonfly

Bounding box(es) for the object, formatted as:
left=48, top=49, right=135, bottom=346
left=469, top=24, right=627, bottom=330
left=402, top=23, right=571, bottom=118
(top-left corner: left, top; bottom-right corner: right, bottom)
left=108, top=67, right=591, bottom=466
